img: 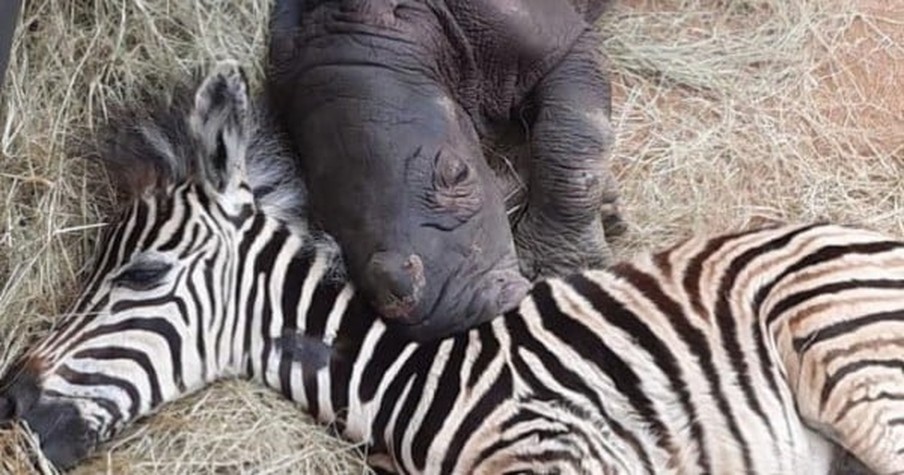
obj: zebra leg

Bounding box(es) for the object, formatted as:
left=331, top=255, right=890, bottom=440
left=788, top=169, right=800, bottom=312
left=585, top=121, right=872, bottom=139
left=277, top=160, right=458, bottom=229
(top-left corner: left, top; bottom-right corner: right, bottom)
left=779, top=316, right=904, bottom=473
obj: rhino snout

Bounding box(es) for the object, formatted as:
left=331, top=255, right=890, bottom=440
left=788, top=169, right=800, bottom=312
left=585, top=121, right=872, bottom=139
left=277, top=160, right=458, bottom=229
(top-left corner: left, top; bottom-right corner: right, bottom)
left=365, top=251, right=427, bottom=323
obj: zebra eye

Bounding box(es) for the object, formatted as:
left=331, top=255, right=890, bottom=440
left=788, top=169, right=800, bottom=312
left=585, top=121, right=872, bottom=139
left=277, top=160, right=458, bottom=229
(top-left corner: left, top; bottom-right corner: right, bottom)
left=113, top=261, right=172, bottom=290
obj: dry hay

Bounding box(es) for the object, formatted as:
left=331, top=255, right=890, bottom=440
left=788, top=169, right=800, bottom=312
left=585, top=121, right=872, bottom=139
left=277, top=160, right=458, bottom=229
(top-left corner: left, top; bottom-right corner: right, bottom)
left=0, top=0, right=901, bottom=473
left=603, top=0, right=904, bottom=249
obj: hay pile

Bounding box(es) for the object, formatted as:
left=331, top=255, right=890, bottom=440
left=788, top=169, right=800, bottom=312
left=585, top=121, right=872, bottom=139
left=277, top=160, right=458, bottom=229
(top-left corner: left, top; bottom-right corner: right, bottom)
left=0, top=0, right=901, bottom=473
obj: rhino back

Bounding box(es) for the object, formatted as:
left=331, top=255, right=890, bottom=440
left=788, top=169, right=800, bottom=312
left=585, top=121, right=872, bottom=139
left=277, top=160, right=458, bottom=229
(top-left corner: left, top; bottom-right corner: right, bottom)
left=268, top=0, right=605, bottom=122
left=442, top=0, right=599, bottom=119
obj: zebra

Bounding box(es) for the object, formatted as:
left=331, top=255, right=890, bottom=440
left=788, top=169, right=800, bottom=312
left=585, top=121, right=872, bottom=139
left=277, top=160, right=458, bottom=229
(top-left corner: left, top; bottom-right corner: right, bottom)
left=0, top=61, right=901, bottom=474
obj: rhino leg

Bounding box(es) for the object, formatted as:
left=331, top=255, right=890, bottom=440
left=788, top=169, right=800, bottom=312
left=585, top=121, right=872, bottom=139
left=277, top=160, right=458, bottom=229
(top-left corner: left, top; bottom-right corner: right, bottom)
left=515, top=30, right=624, bottom=279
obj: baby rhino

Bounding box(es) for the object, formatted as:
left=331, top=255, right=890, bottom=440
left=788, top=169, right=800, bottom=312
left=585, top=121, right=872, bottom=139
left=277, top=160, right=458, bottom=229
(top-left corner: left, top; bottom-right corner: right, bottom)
left=267, top=0, right=622, bottom=341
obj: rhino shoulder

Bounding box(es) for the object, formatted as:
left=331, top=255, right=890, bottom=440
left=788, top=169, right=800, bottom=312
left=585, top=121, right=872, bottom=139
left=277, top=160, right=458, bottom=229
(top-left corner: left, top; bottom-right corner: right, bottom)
left=451, top=0, right=588, bottom=61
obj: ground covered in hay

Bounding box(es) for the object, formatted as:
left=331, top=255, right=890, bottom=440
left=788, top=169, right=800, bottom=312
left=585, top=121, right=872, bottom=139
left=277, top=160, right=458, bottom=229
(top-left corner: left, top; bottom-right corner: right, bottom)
left=0, top=0, right=901, bottom=473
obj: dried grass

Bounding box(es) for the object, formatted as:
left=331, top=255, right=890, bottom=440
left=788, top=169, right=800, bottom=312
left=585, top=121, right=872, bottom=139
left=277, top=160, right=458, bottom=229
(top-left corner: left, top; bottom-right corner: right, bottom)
left=601, top=0, right=904, bottom=252
left=0, top=0, right=901, bottom=473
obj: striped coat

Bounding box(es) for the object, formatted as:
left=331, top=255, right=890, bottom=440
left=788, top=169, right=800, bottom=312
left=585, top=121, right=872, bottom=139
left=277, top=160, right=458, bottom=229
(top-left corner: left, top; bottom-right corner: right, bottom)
left=0, top=62, right=899, bottom=474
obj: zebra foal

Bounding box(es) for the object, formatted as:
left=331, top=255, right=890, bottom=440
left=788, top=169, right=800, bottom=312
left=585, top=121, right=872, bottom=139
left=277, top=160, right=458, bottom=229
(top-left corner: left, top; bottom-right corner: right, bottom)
left=0, top=62, right=901, bottom=474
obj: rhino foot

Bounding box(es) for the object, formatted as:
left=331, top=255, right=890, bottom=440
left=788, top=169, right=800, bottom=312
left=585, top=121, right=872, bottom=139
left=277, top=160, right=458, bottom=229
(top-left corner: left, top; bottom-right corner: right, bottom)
left=514, top=209, right=617, bottom=280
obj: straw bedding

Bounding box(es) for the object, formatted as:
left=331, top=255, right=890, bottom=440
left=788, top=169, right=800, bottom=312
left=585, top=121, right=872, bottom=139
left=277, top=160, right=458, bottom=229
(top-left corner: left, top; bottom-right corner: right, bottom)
left=0, top=0, right=901, bottom=472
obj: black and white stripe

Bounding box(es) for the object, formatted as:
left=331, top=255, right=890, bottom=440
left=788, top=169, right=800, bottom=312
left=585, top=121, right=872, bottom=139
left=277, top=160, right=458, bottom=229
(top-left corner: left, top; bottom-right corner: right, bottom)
left=4, top=63, right=902, bottom=474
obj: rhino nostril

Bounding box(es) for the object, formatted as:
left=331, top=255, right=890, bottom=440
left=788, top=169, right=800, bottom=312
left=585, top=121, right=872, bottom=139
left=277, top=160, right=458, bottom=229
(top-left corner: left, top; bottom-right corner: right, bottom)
left=391, top=254, right=424, bottom=296
left=366, top=252, right=426, bottom=321
left=401, top=254, right=419, bottom=272
left=370, top=253, right=425, bottom=298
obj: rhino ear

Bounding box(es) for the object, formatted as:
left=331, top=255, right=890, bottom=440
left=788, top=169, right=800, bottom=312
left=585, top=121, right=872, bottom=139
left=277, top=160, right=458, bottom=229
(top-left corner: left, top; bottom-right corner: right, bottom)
left=189, top=60, right=251, bottom=196
left=268, top=0, right=306, bottom=68
left=270, top=0, right=306, bottom=34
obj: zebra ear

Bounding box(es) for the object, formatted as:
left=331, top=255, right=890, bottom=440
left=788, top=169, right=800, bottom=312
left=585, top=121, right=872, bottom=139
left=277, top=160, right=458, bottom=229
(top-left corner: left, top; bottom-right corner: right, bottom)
left=189, top=60, right=251, bottom=195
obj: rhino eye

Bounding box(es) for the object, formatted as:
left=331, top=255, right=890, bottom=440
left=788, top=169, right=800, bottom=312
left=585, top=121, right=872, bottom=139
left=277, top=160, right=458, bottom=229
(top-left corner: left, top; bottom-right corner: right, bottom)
left=450, top=161, right=470, bottom=184
left=113, top=261, right=172, bottom=291
left=435, top=151, right=472, bottom=189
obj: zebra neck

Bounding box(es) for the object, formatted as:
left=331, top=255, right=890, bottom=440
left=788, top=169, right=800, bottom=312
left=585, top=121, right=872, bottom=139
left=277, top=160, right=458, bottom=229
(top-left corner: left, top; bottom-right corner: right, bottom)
left=231, top=214, right=382, bottom=433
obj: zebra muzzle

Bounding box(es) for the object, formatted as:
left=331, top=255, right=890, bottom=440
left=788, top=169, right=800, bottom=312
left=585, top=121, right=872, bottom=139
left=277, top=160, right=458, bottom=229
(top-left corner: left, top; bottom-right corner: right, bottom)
left=0, top=371, right=98, bottom=470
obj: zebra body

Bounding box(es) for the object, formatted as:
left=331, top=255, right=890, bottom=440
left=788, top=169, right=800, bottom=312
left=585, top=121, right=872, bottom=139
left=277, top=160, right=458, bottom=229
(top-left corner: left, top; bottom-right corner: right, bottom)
left=0, top=62, right=900, bottom=473
left=242, top=221, right=892, bottom=474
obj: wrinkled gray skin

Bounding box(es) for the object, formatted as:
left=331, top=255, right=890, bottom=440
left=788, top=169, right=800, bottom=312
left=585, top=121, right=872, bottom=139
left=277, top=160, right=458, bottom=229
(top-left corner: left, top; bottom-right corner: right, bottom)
left=267, top=0, right=622, bottom=341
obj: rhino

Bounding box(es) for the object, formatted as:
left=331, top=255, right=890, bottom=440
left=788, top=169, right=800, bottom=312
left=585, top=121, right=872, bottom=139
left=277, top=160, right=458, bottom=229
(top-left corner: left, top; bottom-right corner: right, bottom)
left=267, top=0, right=622, bottom=341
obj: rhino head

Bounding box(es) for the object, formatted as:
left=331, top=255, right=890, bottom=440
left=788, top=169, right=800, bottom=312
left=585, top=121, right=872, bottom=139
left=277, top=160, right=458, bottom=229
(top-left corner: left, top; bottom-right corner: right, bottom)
left=267, top=0, right=530, bottom=341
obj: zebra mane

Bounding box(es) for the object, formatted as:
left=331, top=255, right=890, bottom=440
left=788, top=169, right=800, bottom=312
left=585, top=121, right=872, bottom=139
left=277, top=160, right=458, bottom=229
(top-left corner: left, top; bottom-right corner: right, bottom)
left=91, top=75, right=303, bottom=221
left=88, top=72, right=347, bottom=280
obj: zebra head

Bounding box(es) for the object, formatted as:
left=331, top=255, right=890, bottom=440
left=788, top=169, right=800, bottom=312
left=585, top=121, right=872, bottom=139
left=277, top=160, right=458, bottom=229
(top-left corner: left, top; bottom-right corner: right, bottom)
left=0, top=61, right=292, bottom=469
